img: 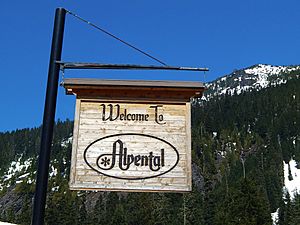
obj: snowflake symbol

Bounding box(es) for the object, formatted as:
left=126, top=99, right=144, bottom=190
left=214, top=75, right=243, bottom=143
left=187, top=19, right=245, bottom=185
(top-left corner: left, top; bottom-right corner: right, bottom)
left=101, top=157, right=110, bottom=167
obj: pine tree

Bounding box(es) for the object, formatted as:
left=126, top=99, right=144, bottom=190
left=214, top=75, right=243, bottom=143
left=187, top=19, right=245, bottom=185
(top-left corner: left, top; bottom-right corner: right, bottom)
left=126, top=193, right=153, bottom=225
left=180, top=190, right=204, bottom=225
left=291, top=192, right=300, bottom=225
left=92, top=193, right=108, bottom=225
left=78, top=194, right=88, bottom=225
left=17, top=195, right=32, bottom=225
left=151, top=193, right=173, bottom=225
left=224, top=178, right=272, bottom=225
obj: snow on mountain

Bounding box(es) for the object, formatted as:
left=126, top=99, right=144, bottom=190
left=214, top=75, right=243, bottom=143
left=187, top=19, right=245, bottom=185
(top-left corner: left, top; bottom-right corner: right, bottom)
left=271, top=160, right=300, bottom=224
left=0, top=222, right=18, bottom=225
left=61, top=136, right=73, bottom=148
left=0, top=155, right=34, bottom=190
left=0, top=136, right=72, bottom=192
left=204, top=64, right=300, bottom=99
left=245, top=64, right=293, bottom=76
left=271, top=208, right=279, bottom=225
left=283, top=159, right=300, bottom=198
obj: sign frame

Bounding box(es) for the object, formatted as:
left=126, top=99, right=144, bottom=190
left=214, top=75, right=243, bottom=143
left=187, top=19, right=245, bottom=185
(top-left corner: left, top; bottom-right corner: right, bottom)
left=63, top=78, right=204, bottom=192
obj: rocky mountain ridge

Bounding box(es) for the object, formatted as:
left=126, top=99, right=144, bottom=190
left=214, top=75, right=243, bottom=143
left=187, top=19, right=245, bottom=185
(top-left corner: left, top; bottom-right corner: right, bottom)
left=204, top=64, right=300, bottom=99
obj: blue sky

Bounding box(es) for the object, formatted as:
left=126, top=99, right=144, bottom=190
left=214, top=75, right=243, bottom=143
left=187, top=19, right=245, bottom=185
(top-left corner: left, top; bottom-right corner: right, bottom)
left=1, top=0, right=299, bottom=132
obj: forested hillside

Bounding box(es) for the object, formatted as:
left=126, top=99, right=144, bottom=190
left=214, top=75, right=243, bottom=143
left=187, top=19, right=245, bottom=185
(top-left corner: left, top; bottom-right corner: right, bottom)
left=0, top=73, right=299, bottom=225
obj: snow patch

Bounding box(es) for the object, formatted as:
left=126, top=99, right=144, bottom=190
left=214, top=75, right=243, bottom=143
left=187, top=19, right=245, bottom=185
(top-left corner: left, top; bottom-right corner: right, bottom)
left=201, top=95, right=207, bottom=101
left=0, top=222, right=18, bottom=225
left=18, top=172, right=30, bottom=179
left=61, top=136, right=73, bottom=147
left=283, top=160, right=300, bottom=198
left=213, top=132, right=218, bottom=138
left=244, top=64, right=296, bottom=76
left=271, top=208, right=279, bottom=225
left=51, top=186, right=59, bottom=192
left=27, top=178, right=33, bottom=184
left=2, top=156, right=32, bottom=182
left=221, top=77, right=227, bottom=81
left=49, top=165, right=58, bottom=177
left=254, top=73, right=269, bottom=88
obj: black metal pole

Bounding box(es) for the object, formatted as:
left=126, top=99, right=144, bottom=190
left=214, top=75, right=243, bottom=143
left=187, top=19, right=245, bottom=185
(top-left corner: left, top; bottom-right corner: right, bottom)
left=31, top=8, right=66, bottom=225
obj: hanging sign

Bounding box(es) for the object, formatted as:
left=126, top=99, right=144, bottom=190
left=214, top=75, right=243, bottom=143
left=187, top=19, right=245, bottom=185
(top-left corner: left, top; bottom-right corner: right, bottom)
left=63, top=79, right=204, bottom=192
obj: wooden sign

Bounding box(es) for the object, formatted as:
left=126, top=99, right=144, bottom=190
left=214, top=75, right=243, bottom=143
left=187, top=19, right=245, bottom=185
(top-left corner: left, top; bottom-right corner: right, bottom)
left=63, top=79, right=204, bottom=192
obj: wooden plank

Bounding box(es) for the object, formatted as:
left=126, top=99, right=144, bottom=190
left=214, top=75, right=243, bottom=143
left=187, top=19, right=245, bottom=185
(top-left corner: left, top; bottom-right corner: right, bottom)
left=185, top=103, right=192, bottom=191
left=71, top=89, right=201, bottom=102
left=69, top=99, right=81, bottom=186
left=63, top=78, right=204, bottom=89
left=79, top=96, right=190, bottom=103
left=70, top=185, right=191, bottom=193
left=80, top=98, right=188, bottom=104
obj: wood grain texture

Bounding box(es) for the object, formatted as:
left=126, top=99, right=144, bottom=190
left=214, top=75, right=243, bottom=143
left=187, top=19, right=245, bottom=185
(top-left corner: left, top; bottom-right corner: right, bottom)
left=69, top=99, right=192, bottom=192
left=63, top=78, right=204, bottom=89
left=69, top=99, right=81, bottom=186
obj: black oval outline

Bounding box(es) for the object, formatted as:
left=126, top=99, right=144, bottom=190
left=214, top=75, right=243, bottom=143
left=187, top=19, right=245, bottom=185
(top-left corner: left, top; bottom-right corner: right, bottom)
left=83, top=133, right=180, bottom=180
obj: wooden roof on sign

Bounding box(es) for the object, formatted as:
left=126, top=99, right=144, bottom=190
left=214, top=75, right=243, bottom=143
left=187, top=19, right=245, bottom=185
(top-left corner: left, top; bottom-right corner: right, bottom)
left=62, top=78, right=205, bottom=102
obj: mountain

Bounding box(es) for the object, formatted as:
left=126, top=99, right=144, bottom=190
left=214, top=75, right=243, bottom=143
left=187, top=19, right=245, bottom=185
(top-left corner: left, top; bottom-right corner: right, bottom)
left=0, top=64, right=300, bottom=225
left=204, top=64, right=300, bottom=99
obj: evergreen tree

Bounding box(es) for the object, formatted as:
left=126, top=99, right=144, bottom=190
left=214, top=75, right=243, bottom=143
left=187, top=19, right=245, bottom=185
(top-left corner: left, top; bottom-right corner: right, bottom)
left=78, top=194, right=88, bottom=225
left=277, top=189, right=292, bottom=225
left=223, top=178, right=272, bottom=225
left=291, top=192, right=300, bottom=225
left=126, top=193, right=153, bottom=225
left=92, top=193, right=108, bottom=225
left=180, top=190, right=204, bottom=225
left=16, top=195, right=32, bottom=225
left=151, top=193, right=172, bottom=225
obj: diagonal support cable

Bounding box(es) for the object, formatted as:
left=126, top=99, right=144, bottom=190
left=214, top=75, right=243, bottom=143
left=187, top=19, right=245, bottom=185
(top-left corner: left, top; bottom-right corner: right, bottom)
left=66, top=9, right=168, bottom=66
